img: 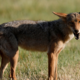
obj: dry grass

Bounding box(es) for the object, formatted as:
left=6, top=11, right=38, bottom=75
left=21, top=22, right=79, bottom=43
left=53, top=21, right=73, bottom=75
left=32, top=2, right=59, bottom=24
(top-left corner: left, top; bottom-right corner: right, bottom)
left=2, top=39, right=80, bottom=80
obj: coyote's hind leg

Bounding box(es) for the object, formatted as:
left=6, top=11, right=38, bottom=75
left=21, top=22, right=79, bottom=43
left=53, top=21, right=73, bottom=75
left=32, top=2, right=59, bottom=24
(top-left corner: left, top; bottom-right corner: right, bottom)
left=10, top=50, right=19, bottom=80
left=0, top=51, right=9, bottom=79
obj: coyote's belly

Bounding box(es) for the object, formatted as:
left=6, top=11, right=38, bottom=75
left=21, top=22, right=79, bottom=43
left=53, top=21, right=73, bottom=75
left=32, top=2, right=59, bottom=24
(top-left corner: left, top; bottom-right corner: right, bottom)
left=18, top=34, right=49, bottom=52
left=19, top=39, right=49, bottom=51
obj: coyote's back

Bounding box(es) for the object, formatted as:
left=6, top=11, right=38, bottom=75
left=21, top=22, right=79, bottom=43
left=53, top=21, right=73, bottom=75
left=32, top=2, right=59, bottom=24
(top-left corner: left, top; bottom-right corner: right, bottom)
left=1, top=20, right=50, bottom=51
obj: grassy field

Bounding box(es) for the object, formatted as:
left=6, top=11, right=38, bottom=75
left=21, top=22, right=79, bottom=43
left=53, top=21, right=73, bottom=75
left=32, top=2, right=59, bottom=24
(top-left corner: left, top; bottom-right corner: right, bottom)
left=0, top=0, right=80, bottom=80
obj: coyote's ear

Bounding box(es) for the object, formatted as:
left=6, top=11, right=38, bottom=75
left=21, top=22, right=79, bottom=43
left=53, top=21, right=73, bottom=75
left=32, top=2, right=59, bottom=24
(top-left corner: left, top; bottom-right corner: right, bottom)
left=53, top=12, right=67, bottom=20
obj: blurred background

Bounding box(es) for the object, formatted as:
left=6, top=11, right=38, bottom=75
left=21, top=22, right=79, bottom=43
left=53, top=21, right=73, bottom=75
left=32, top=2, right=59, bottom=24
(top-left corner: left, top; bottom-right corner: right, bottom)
left=0, top=0, right=80, bottom=23
left=0, top=0, right=80, bottom=80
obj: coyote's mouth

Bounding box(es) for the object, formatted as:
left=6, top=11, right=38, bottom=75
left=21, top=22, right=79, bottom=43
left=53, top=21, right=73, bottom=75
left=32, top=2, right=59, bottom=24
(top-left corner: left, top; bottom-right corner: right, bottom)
left=74, top=33, right=80, bottom=40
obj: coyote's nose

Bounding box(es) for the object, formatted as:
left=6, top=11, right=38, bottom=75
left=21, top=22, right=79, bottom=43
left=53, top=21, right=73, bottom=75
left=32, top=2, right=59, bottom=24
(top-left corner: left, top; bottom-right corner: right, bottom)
left=74, top=30, right=78, bottom=33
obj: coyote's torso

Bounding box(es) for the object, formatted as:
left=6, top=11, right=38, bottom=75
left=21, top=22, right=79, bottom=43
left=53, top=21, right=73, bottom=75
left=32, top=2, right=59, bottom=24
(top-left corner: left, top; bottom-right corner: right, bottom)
left=1, top=19, right=74, bottom=52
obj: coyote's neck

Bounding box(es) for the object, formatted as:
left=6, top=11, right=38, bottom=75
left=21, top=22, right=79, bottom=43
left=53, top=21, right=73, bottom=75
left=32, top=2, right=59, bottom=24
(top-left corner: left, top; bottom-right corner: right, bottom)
left=48, top=19, right=74, bottom=43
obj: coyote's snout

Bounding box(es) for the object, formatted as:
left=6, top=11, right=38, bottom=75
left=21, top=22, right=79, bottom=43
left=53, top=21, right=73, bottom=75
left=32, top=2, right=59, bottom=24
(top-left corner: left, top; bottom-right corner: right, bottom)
left=0, top=12, right=80, bottom=80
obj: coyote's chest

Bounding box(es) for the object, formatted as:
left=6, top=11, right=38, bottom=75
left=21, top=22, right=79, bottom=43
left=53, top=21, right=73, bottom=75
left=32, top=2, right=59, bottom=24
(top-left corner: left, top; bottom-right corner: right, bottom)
left=65, top=33, right=74, bottom=44
left=57, top=33, right=74, bottom=51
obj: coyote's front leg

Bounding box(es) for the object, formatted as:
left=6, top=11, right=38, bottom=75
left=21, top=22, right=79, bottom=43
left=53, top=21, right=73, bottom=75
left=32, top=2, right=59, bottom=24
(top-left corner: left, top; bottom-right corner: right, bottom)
left=48, top=52, right=57, bottom=80
left=48, top=43, right=63, bottom=80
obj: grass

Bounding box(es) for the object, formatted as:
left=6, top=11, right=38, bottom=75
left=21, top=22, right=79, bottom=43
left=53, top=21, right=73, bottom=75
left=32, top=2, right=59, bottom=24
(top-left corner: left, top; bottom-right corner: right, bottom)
left=0, top=0, right=80, bottom=80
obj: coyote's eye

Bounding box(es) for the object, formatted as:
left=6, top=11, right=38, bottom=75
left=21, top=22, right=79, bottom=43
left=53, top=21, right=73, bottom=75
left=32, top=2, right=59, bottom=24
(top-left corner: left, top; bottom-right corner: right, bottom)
left=79, top=21, right=80, bottom=23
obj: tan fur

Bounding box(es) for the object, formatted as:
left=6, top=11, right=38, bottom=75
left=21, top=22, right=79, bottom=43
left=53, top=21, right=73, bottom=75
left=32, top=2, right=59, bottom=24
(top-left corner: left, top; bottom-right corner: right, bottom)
left=0, top=12, right=80, bottom=80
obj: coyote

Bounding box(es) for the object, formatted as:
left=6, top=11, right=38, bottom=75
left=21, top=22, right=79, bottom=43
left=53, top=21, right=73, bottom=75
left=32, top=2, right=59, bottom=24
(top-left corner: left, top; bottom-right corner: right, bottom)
left=0, top=12, right=80, bottom=80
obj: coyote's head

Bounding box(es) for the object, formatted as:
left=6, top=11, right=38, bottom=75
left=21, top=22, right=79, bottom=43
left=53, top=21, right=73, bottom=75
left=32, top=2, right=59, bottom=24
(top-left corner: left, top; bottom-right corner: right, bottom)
left=53, top=12, right=80, bottom=40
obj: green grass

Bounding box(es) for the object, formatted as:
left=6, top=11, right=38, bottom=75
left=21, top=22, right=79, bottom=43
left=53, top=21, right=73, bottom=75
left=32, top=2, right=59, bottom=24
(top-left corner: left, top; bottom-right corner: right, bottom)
left=0, top=0, right=80, bottom=80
